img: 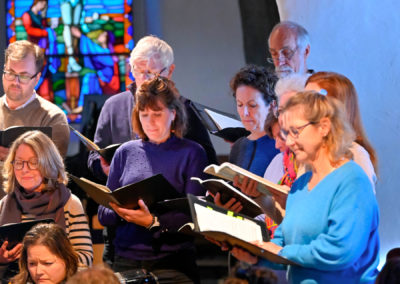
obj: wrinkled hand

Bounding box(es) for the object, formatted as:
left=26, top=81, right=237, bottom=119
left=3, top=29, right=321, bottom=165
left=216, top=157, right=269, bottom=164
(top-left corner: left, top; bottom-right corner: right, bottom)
left=231, top=247, right=258, bottom=264
left=0, top=146, right=9, bottom=161
left=110, top=199, right=153, bottom=228
left=100, top=156, right=110, bottom=176
left=233, top=175, right=260, bottom=198
left=0, top=241, right=22, bottom=264
left=214, top=192, right=243, bottom=213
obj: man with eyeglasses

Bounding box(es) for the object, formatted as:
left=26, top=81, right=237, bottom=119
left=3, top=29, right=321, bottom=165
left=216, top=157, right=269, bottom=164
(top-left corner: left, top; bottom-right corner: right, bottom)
left=268, top=21, right=312, bottom=78
left=0, top=40, right=69, bottom=195
left=88, top=35, right=217, bottom=182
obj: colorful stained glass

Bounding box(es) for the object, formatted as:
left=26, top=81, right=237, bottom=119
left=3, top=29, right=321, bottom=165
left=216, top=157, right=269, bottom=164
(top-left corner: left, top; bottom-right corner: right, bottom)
left=6, top=0, right=134, bottom=122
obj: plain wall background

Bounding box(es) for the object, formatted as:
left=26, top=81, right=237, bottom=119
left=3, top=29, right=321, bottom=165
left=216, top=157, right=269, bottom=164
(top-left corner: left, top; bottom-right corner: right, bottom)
left=275, top=0, right=400, bottom=266
left=140, top=0, right=400, bottom=267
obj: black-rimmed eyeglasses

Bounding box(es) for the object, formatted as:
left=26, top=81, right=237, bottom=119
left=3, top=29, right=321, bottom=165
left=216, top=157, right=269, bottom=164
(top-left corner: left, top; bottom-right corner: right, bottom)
left=3, top=71, right=39, bottom=84
left=12, top=159, right=39, bottom=170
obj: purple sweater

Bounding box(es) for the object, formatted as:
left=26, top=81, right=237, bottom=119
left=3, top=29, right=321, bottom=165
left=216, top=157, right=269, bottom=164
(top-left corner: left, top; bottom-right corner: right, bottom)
left=98, top=135, right=208, bottom=260
left=87, top=84, right=217, bottom=182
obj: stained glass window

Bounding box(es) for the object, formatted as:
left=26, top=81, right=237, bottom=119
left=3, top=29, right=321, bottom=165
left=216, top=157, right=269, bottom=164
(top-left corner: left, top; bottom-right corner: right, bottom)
left=6, top=0, right=134, bottom=122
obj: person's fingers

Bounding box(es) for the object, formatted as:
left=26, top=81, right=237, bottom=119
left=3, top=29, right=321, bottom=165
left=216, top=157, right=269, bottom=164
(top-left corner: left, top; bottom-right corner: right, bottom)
left=138, top=199, right=149, bottom=213
left=229, top=201, right=243, bottom=213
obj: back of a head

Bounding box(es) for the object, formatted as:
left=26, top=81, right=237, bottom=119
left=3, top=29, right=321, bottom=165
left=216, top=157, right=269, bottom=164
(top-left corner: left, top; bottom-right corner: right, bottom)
left=376, top=257, right=400, bottom=284
left=5, top=40, right=44, bottom=73
left=306, top=71, right=378, bottom=170
left=66, top=265, right=120, bottom=284
left=269, top=21, right=310, bottom=51
left=129, top=35, right=174, bottom=69
left=306, top=71, right=358, bottom=125
left=275, top=73, right=308, bottom=103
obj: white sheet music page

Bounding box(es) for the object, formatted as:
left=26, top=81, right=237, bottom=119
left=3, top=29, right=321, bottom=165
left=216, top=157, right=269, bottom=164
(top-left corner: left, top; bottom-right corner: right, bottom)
left=194, top=203, right=263, bottom=242
left=204, top=109, right=244, bottom=130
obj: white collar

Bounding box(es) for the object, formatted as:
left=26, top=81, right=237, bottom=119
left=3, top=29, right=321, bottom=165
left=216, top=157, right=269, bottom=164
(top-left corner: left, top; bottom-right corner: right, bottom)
left=3, top=91, right=37, bottom=110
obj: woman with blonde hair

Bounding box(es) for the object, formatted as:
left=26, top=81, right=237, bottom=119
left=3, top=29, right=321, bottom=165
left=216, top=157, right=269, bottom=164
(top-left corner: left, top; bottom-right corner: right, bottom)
left=0, top=131, right=92, bottom=280
left=11, top=223, right=79, bottom=284
left=231, top=91, right=380, bottom=283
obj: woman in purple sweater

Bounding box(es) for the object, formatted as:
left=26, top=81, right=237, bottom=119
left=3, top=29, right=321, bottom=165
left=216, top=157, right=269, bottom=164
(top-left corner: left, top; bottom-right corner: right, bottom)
left=98, top=77, right=208, bottom=283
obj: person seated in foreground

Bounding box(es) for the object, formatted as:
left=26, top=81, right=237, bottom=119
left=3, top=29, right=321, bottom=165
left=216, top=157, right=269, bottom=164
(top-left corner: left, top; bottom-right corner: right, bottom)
left=11, top=223, right=80, bottom=284
left=66, top=265, right=120, bottom=284
left=231, top=91, right=380, bottom=283
left=97, top=77, right=208, bottom=284
left=0, top=131, right=93, bottom=280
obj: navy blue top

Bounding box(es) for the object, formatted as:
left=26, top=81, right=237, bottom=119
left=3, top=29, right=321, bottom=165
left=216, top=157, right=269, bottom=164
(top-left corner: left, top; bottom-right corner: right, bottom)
left=229, top=134, right=279, bottom=176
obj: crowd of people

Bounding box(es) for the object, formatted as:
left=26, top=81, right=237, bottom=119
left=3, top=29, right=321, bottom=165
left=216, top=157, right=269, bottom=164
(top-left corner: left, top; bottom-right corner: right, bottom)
left=0, top=19, right=394, bottom=284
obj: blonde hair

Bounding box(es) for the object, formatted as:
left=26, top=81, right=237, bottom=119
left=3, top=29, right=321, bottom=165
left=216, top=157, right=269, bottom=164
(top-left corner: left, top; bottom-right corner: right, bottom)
left=282, top=91, right=355, bottom=164
left=129, top=35, right=174, bottom=71
left=3, top=131, right=68, bottom=193
left=66, top=265, right=120, bottom=284
left=306, top=71, right=378, bottom=171
left=5, top=40, right=44, bottom=73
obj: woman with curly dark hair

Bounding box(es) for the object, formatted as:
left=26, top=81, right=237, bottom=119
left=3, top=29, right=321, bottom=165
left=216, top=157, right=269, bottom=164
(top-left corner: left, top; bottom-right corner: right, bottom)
left=228, top=65, right=279, bottom=177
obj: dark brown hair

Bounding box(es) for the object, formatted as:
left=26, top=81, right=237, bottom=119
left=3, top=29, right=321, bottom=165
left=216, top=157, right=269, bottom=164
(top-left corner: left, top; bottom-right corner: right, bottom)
left=132, top=76, right=186, bottom=139
left=230, top=65, right=278, bottom=106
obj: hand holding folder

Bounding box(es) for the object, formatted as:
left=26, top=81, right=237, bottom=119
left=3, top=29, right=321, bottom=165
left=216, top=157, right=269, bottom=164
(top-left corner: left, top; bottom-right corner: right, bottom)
left=183, top=194, right=297, bottom=265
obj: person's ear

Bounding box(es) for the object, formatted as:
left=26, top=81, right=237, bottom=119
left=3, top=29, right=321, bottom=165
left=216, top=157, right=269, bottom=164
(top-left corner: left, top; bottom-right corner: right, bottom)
left=304, top=44, right=311, bottom=60
left=319, top=117, right=331, bottom=137
left=34, top=72, right=42, bottom=85
left=167, top=64, right=175, bottom=79
left=171, top=109, right=176, bottom=121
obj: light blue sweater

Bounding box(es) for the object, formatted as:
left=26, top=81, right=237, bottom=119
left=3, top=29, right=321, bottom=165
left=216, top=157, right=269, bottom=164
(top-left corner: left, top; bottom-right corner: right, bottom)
left=260, top=161, right=380, bottom=284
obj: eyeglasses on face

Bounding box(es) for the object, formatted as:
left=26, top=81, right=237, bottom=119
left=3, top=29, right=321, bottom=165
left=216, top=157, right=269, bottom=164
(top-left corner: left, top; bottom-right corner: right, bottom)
left=280, top=121, right=316, bottom=140
left=3, top=71, right=39, bottom=84
left=132, top=66, right=167, bottom=79
left=12, top=159, right=39, bottom=170
left=267, top=46, right=298, bottom=64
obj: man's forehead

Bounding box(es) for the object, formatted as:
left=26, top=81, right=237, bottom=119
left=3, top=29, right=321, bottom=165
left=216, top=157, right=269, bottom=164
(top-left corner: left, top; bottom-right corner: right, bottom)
left=5, top=56, right=36, bottom=73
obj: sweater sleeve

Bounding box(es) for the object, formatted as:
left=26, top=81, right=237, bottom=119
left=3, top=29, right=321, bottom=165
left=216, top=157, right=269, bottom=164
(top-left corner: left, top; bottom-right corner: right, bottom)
left=46, top=109, right=70, bottom=158
left=157, top=144, right=209, bottom=231
left=97, top=148, right=123, bottom=226
left=65, top=194, right=94, bottom=267
left=279, top=174, right=378, bottom=270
